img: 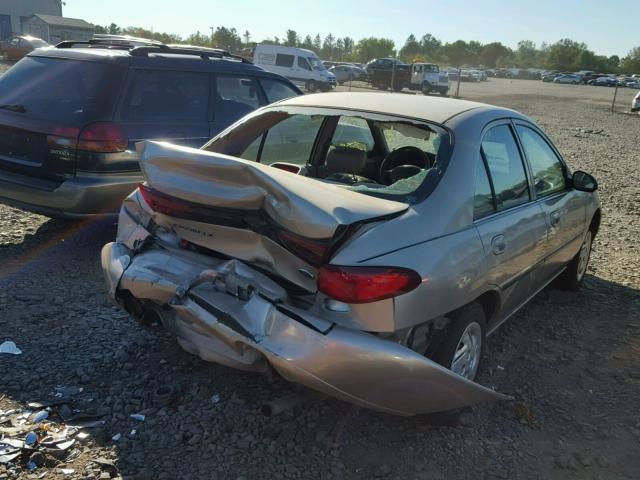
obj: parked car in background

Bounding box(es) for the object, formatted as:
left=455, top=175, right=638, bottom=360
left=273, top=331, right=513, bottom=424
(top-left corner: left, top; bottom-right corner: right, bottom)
left=0, top=35, right=49, bottom=61
left=329, top=64, right=367, bottom=84
left=542, top=72, right=559, bottom=82
left=254, top=44, right=336, bottom=92
left=632, top=91, right=640, bottom=112
left=102, top=92, right=600, bottom=416
left=588, top=76, right=618, bottom=87
left=553, top=74, right=581, bottom=84
left=626, top=81, right=640, bottom=89
left=0, top=35, right=301, bottom=218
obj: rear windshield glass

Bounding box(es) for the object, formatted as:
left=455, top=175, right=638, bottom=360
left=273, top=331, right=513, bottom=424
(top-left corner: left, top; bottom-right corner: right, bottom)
left=204, top=106, right=452, bottom=203
left=0, top=57, right=125, bottom=125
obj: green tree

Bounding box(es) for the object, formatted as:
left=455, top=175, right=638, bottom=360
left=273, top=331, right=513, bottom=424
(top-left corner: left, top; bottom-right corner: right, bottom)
left=544, top=39, right=589, bottom=71
left=622, top=47, right=640, bottom=73
left=356, top=37, right=395, bottom=63
left=419, top=33, right=441, bottom=59
left=514, top=40, right=538, bottom=68
left=322, top=33, right=335, bottom=58
left=313, top=34, right=322, bottom=52
left=186, top=30, right=211, bottom=47
left=300, top=35, right=313, bottom=50
left=399, top=34, right=421, bottom=61
left=342, top=37, right=354, bottom=58
left=211, top=26, right=242, bottom=52
left=480, top=42, right=512, bottom=68
left=285, top=29, right=298, bottom=47
left=440, top=40, right=471, bottom=66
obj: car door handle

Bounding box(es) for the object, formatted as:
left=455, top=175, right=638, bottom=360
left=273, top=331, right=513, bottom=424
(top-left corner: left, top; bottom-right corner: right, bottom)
left=550, top=211, right=561, bottom=227
left=491, top=234, right=507, bottom=255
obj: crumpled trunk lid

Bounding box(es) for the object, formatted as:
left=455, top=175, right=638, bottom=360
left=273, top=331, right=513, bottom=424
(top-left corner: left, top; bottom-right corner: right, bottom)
left=138, top=141, right=408, bottom=239
left=135, top=141, right=408, bottom=290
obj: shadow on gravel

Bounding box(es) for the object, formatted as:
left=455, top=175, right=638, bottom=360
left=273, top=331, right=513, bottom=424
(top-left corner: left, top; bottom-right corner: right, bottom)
left=0, top=216, right=116, bottom=287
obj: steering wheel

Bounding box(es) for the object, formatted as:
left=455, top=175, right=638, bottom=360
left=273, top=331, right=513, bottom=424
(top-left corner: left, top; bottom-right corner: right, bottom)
left=379, top=146, right=430, bottom=184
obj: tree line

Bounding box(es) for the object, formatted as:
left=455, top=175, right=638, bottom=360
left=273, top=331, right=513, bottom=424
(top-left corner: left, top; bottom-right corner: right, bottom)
left=95, top=23, right=640, bottom=74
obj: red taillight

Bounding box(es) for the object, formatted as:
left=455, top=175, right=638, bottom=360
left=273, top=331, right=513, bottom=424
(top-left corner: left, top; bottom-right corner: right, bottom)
left=77, top=122, right=127, bottom=153
left=277, top=229, right=329, bottom=267
left=318, top=265, right=422, bottom=304
left=138, top=184, right=195, bottom=217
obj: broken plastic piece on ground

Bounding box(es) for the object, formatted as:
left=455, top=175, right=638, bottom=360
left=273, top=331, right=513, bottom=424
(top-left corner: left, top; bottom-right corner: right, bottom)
left=0, top=340, right=22, bottom=355
left=0, top=449, right=21, bottom=463
left=53, top=386, right=83, bottom=399
left=129, top=413, right=145, bottom=421
left=65, top=419, right=105, bottom=428
left=76, top=432, right=90, bottom=440
left=24, top=431, right=38, bottom=446
left=111, top=433, right=121, bottom=442
left=57, top=468, right=75, bottom=476
left=53, top=439, right=75, bottom=451
left=29, top=410, right=49, bottom=423
left=210, top=394, right=221, bottom=404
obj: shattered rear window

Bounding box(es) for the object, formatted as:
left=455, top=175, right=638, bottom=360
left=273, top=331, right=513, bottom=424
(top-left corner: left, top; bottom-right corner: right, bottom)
left=203, top=106, right=452, bottom=204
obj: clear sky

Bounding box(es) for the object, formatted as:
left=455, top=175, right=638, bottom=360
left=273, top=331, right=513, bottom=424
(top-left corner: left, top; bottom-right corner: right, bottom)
left=63, top=0, right=635, bottom=57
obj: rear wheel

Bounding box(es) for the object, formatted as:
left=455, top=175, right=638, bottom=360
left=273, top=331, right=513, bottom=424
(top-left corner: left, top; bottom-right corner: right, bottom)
left=555, top=230, right=593, bottom=291
left=432, top=303, right=486, bottom=381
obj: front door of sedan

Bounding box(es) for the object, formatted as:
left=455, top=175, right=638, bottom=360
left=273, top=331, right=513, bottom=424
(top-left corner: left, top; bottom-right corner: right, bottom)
left=473, top=123, right=548, bottom=324
left=514, top=123, right=586, bottom=280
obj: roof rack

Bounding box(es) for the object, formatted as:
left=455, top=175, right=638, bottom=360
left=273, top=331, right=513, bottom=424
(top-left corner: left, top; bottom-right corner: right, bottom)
left=55, top=35, right=251, bottom=63
left=130, top=45, right=252, bottom=63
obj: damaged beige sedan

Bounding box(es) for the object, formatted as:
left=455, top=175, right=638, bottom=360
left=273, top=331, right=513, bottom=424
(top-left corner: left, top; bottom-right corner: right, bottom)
left=101, top=93, right=601, bottom=415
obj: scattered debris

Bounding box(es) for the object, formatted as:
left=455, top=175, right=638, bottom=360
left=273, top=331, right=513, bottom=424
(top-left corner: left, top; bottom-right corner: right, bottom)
left=111, top=433, right=121, bottom=442
left=0, top=340, right=22, bottom=355
left=210, top=394, right=221, bottom=404
left=130, top=413, right=145, bottom=421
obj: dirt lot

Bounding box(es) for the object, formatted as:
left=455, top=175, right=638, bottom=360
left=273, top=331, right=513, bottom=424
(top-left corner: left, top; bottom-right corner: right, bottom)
left=1, top=65, right=639, bottom=480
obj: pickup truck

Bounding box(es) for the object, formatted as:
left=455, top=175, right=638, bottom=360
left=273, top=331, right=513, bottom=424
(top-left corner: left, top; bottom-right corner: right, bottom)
left=365, top=58, right=411, bottom=91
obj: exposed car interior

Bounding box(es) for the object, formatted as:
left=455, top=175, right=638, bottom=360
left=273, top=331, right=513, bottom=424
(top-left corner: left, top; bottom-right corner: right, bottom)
left=205, top=108, right=447, bottom=198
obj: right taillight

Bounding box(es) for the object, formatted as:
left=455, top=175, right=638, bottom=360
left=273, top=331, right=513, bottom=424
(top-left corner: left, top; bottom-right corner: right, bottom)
left=77, top=122, right=128, bottom=153
left=318, top=265, right=422, bottom=304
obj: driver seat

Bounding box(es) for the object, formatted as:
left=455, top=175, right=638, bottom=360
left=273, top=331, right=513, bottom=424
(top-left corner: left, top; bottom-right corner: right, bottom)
left=324, top=147, right=374, bottom=184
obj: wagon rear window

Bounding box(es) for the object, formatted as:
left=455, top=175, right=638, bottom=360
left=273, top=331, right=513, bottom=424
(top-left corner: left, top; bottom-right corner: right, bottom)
left=0, top=57, right=125, bottom=125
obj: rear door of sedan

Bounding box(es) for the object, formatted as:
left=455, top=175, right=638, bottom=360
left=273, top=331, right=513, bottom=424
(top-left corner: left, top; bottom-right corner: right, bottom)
left=473, top=121, right=548, bottom=323
left=513, top=122, right=586, bottom=280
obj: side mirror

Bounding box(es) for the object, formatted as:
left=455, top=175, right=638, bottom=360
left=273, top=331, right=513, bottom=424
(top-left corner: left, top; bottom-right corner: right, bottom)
left=572, top=170, right=598, bottom=192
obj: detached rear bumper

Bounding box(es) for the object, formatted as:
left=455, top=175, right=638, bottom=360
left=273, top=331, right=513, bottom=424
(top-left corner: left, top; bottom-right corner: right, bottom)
left=102, top=241, right=507, bottom=416
left=0, top=170, right=141, bottom=218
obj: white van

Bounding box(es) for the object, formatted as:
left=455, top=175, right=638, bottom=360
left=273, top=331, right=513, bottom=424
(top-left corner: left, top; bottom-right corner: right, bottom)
left=253, top=45, right=336, bottom=93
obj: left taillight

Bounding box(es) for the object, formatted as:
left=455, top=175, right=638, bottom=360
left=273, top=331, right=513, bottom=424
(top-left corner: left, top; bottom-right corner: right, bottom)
left=77, top=122, right=128, bottom=153
left=318, top=265, right=422, bottom=304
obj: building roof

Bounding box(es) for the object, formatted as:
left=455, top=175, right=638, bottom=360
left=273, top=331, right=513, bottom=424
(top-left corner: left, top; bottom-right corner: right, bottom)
left=278, top=92, right=492, bottom=124
left=30, top=14, right=94, bottom=29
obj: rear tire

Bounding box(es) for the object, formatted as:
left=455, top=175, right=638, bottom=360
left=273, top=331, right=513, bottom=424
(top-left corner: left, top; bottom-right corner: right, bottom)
left=555, top=229, right=593, bottom=291
left=432, top=303, right=486, bottom=382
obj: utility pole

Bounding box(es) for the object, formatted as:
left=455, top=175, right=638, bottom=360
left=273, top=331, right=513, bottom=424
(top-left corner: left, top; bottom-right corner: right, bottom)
left=209, top=26, right=214, bottom=45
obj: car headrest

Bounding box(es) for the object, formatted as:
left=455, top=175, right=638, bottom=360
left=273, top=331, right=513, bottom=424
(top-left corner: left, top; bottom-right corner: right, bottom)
left=325, top=147, right=367, bottom=175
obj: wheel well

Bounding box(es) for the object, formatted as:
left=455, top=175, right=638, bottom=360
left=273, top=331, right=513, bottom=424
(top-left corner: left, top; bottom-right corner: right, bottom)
left=474, top=290, right=500, bottom=323
left=590, top=209, right=601, bottom=238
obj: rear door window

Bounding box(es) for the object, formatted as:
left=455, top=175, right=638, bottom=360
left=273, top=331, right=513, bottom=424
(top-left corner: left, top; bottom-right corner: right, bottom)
left=481, top=124, right=530, bottom=211
left=515, top=125, right=566, bottom=197
left=0, top=57, right=125, bottom=125
left=120, top=69, right=209, bottom=122
left=259, top=78, right=299, bottom=103
left=249, top=114, right=323, bottom=166
left=215, top=75, right=264, bottom=123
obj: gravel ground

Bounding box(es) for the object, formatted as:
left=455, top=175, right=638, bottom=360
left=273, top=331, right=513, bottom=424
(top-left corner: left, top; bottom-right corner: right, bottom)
left=1, top=63, right=639, bottom=480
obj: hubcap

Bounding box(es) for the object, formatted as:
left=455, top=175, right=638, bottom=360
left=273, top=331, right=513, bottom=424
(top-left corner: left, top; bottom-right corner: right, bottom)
left=577, top=231, right=592, bottom=281
left=451, top=322, right=482, bottom=380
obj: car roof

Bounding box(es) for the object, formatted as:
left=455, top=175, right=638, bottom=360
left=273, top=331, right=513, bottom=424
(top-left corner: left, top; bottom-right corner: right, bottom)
left=28, top=47, right=278, bottom=76
left=276, top=92, right=504, bottom=124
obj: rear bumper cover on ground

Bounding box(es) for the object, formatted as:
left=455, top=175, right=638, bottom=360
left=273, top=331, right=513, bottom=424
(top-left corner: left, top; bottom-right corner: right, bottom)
left=101, top=241, right=507, bottom=416
left=0, top=170, right=141, bottom=217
